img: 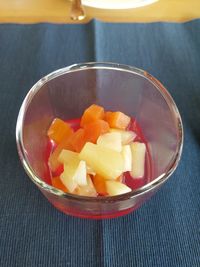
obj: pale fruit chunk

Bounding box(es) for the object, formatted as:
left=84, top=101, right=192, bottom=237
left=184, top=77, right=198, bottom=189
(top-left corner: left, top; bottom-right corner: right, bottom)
left=60, top=161, right=79, bottom=193
left=106, top=181, right=131, bottom=196
left=79, top=142, right=124, bottom=180
left=75, top=175, right=97, bottom=197
left=87, top=165, right=96, bottom=176
left=122, top=145, right=132, bottom=172
left=110, top=128, right=136, bottom=145
left=73, top=160, right=87, bottom=186
left=97, top=132, right=122, bottom=152
left=58, top=149, right=79, bottom=164
left=130, top=142, right=146, bottom=178
left=60, top=159, right=87, bottom=192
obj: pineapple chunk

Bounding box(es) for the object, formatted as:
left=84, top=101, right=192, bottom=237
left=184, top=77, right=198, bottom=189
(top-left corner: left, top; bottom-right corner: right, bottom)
left=73, top=160, right=87, bottom=186
left=58, top=149, right=79, bottom=164
left=122, top=145, right=132, bottom=172
left=79, top=142, right=124, bottom=180
left=60, top=159, right=87, bottom=192
left=60, top=161, right=79, bottom=193
left=75, top=175, right=97, bottom=197
left=87, top=165, right=96, bottom=176
left=106, top=181, right=131, bottom=196
left=97, top=132, right=122, bottom=152
left=130, top=142, right=146, bottom=178
left=110, top=128, right=136, bottom=145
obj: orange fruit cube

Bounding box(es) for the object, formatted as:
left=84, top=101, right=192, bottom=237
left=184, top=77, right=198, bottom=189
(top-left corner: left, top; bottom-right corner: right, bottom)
left=48, top=118, right=74, bottom=144
left=80, top=104, right=104, bottom=127
left=92, top=174, right=107, bottom=196
left=84, top=119, right=109, bottom=143
left=70, top=129, right=86, bottom=152
left=105, top=111, right=130, bottom=130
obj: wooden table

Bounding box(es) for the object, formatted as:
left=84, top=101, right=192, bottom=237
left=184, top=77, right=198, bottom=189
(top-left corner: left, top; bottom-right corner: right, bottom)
left=0, top=0, right=199, bottom=23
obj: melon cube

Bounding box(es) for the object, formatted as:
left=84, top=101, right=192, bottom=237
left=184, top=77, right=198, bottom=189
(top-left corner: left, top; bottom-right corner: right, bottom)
left=79, top=142, right=124, bottom=180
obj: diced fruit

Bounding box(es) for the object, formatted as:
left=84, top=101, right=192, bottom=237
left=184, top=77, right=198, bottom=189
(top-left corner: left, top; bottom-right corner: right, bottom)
left=122, top=145, right=132, bottom=172
left=70, top=128, right=86, bottom=152
left=75, top=175, right=97, bottom=197
left=106, top=181, right=131, bottom=196
left=97, top=132, right=122, bottom=152
left=60, top=159, right=87, bottom=189
left=110, top=128, right=136, bottom=145
left=60, top=161, right=79, bottom=192
left=47, top=118, right=74, bottom=144
left=47, top=104, right=149, bottom=198
left=92, top=174, right=107, bottom=195
left=48, top=135, right=74, bottom=172
left=73, top=160, right=87, bottom=186
left=84, top=120, right=109, bottom=143
left=58, top=149, right=79, bottom=164
left=130, top=142, right=146, bottom=178
left=105, top=111, right=130, bottom=130
left=79, top=142, right=124, bottom=180
left=87, top=165, right=96, bottom=176
left=51, top=176, right=68, bottom=192
left=80, top=104, right=104, bottom=127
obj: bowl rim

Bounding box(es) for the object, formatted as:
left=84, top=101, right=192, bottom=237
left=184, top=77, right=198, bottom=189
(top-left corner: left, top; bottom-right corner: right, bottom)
left=16, top=62, right=184, bottom=203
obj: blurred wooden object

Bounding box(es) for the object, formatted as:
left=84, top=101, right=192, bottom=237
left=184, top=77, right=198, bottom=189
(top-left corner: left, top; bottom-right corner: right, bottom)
left=70, top=0, right=85, bottom=21
left=0, top=0, right=199, bottom=23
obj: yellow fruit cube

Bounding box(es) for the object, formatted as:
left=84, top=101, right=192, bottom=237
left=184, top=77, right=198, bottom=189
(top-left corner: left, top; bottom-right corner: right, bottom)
left=60, top=161, right=79, bottom=193
left=58, top=149, right=79, bottom=164
left=110, top=128, right=136, bottom=145
left=97, top=132, right=122, bottom=152
left=106, top=181, right=131, bottom=196
left=130, top=142, right=146, bottom=178
left=122, top=145, right=132, bottom=172
left=75, top=175, right=97, bottom=197
left=79, top=142, right=124, bottom=180
left=60, top=159, right=88, bottom=191
left=73, top=160, right=87, bottom=186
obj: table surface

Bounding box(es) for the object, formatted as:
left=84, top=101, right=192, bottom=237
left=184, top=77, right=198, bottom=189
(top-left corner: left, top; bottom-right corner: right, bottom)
left=0, top=0, right=200, bottom=23
left=0, top=19, right=200, bottom=267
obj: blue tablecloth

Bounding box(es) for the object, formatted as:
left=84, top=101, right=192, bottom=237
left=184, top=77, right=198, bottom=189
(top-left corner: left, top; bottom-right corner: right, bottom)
left=0, top=20, right=199, bottom=267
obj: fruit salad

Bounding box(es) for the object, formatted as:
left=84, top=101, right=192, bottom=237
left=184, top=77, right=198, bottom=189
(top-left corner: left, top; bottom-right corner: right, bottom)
left=47, top=104, right=147, bottom=197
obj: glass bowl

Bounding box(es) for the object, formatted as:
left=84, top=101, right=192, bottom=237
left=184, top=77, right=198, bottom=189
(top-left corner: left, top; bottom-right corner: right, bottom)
left=16, top=62, right=183, bottom=219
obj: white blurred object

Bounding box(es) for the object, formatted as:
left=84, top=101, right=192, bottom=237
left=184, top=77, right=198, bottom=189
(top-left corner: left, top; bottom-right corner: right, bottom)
left=82, top=0, right=158, bottom=9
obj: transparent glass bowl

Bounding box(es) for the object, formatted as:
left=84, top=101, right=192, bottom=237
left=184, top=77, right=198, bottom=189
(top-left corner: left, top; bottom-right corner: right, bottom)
left=16, top=62, right=183, bottom=219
